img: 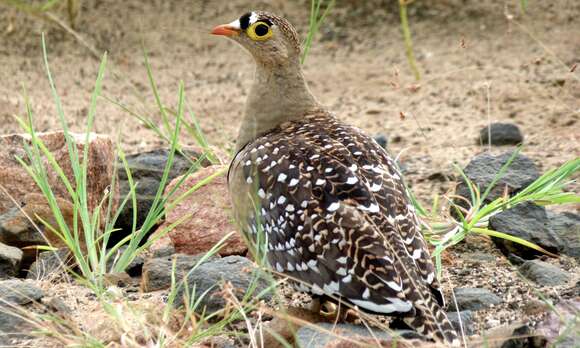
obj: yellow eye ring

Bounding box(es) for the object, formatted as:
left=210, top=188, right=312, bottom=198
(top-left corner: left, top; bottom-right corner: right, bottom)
left=247, top=21, right=273, bottom=41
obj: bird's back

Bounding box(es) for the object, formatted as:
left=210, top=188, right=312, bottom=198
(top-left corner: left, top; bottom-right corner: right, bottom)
left=228, top=110, right=458, bottom=344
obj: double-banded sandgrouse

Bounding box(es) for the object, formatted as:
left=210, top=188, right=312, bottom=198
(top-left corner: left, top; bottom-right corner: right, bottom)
left=213, top=11, right=459, bottom=345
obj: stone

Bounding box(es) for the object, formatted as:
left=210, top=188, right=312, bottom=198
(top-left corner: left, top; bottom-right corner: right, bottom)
left=0, top=279, right=44, bottom=304
left=0, top=132, right=118, bottom=264
left=464, top=252, right=497, bottom=264
left=103, top=272, right=139, bottom=288
left=447, top=310, right=475, bottom=336
left=41, top=296, right=72, bottom=315
left=482, top=323, right=542, bottom=348
left=0, top=242, right=22, bottom=278
left=0, top=131, right=118, bottom=218
left=561, top=280, right=580, bottom=298
left=148, top=234, right=176, bottom=258
left=373, top=134, right=388, bottom=149
left=26, top=248, right=72, bottom=280
left=455, top=151, right=540, bottom=208
left=295, top=323, right=421, bottom=348
left=535, top=299, right=579, bottom=347
left=518, top=260, right=569, bottom=286
left=115, top=148, right=208, bottom=237
left=0, top=194, right=77, bottom=254
left=173, top=256, right=272, bottom=314
left=478, top=123, right=524, bottom=146
left=521, top=300, right=551, bottom=316
left=507, top=253, right=526, bottom=266
left=500, top=325, right=547, bottom=348
left=105, top=246, right=145, bottom=277
left=448, top=288, right=502, bottom=311
left=0, top=332, right=9, bottom=346
left=0, top=311, right=30, bottom=343
left=141, top=253, right=218, bottom=292
left=156, top=165, right=247, bottom=257
left=426, top=171, right=453, bottom=182
left=489, top=202, right=562, bottom=259
left=548, top=211, right=580, bottom=260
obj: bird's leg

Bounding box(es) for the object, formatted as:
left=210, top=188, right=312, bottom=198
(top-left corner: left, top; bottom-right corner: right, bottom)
left=258, top=295, right=359, bottom=347
left=319, top=300, right=359, bottom=323
left=310, top=296, right=322, bottom=313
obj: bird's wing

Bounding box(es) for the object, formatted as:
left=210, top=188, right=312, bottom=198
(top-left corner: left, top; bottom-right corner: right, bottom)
left=230, top=113, right=439, bottom=310
left=229, top=113, right=458, bottom=343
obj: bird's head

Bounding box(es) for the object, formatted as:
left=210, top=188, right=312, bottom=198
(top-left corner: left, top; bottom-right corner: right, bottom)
left=211, top=11, right=301, bottom=67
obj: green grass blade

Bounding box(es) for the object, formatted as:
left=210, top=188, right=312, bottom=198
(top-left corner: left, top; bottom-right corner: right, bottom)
left=398, top=0, right=420, bottom=80
left=472, top=227, right=558, bottom=257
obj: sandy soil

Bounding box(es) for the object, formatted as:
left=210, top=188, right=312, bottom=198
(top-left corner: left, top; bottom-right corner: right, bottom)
left=0, top=0, right=579, bottom=345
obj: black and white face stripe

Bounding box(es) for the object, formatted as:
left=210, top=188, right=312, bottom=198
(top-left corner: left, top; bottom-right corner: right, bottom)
left=239, top=12, right=253, bottom=30
left=228, top=11, right=274, bottom=31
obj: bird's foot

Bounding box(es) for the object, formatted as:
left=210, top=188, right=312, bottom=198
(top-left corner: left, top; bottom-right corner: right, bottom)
left=256, top=299, right=359, bottom=347
left=318, top=300, right=360, bottom=323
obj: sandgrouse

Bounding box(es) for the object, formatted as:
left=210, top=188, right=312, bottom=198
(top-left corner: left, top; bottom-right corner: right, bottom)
left=213, top=11, right=459, bottom=345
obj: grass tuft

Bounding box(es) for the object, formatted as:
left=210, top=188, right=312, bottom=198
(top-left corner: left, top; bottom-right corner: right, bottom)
left=10, top=35, right=280, bottom=347
left=409, top=149, right=580, bottom=276
left=12, top=35, right=221, bottom=294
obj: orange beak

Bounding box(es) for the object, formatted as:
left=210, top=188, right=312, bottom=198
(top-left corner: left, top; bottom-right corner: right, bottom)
left=211, top=24, right=240, bottom=37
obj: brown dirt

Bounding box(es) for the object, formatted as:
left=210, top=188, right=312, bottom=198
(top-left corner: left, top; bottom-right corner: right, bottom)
left=0, top=0, right=579, bottom=346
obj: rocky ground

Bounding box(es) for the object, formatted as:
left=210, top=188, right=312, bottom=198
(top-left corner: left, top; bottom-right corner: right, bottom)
left=0, top=0, right=578, bottom=347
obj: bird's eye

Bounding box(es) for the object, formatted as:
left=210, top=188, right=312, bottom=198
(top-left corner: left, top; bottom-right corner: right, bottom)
left=247, top=21, right=273, bottom=41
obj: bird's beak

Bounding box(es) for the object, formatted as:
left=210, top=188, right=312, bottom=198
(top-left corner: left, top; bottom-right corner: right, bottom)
left=211, top=24, right=241, bottom=37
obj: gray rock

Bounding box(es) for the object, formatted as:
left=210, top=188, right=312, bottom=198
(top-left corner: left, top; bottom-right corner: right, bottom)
left=535, top=299, right=579, bottom=347
left=115, top=148, right=204, bottom=236
left=489, top=202, right=562, bottom=259
left=0, top=242, right=22, bottom=279
left=295, top=323, right=420, bottom=348
left=500, top=325, right=547, bottom=348
left=0, top=279, right=44, bottom=304
left=0, top=280, right=43, bottom=342
left=151, top=244, right=176, bottom=258
left=373, top=134, right=388, bottom=149
left=173, top=256, right=272, bottom=314
left=0, top=205, right=45, bottom=247
left=105, top=246, right=145, bottom=277
left=518, top=260, right=569, bottom=286
left=562, top=280, right=580, bottom=298
left=41, top=296, right=72, bottom=315
left=141, top=253, right=218, bottom=292
left=449, top=288, right=502, bottom=311
left=26, top=248, right=71, bottom=280
left=0, top=309, right=30, bottom=343
left=447, top=310, right=475, bottom=336
left=464, top=252, right=496, bottom=264
left=455, top=151, right=540, bottom=209
left=426, top=171, right=454, bottom=182
left=507, top=253, right=526, bottom=266
left=479, top=123, right=524, bottom=146
left=548, top=211, right=580, bottom=260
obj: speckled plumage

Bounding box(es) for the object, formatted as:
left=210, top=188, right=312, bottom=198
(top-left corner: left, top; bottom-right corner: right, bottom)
left=220, top=11, right=459, bottom=345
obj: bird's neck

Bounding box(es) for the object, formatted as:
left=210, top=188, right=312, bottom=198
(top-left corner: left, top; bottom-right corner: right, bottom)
left=235, top=62, right=320, bottom=152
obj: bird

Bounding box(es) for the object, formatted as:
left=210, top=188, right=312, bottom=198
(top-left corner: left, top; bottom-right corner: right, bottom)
left=214, top=11, right=459, bottom=345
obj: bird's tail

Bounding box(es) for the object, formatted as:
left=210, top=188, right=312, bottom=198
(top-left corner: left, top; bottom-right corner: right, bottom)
left=404, top=299, right=460, bottom=346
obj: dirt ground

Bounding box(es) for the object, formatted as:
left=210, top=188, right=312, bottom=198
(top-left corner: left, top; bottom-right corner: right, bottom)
left=0, top=0, right=579, bottom=345
left=1, top=1, right=578, bottom=176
